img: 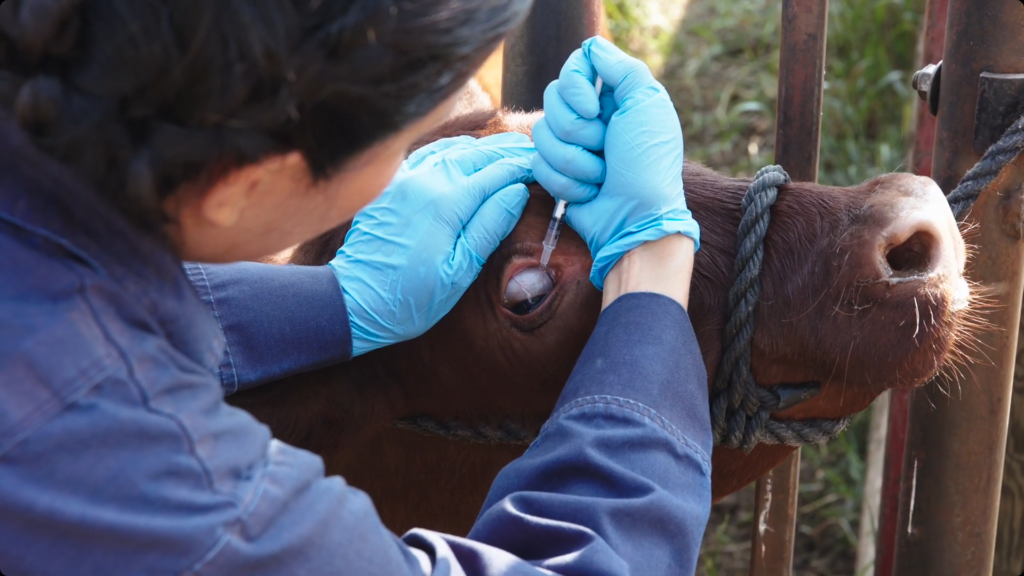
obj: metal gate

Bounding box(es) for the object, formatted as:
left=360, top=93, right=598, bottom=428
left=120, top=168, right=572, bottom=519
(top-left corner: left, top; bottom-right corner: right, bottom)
left=502, top=1, right=1024, bottom=574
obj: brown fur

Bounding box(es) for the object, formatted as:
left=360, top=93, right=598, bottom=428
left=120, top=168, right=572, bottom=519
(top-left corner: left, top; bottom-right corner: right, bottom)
left=228, top=109, right=967, bottom=535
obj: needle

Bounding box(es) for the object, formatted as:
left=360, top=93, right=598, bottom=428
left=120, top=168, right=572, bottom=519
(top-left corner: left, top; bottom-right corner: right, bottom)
left=539, top=76, right=604, bottom=271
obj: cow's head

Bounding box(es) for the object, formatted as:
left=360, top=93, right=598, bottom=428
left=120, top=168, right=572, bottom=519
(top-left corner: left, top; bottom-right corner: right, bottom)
left=229, top=108, right=974, bottom=533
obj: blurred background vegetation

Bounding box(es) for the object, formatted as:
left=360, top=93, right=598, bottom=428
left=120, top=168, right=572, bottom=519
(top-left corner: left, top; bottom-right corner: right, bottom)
left=602, top=0, right=926, bottom=573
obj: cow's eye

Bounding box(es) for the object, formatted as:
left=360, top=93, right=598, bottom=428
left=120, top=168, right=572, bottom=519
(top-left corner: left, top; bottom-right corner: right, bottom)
left=503, top=267, right=554, bottom=316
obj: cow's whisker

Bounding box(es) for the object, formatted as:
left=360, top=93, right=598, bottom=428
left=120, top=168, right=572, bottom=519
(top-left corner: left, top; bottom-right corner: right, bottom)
left=912, top=297, right=920, bottom=340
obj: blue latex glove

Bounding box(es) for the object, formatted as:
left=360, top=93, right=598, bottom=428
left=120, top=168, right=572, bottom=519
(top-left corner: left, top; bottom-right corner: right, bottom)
left=329, top=133, right=535, bottom=356
left=531, top=36, right=700, bottom=290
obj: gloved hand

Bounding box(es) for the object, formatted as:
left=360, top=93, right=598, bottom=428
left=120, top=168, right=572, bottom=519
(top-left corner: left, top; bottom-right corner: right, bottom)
left=531, top=36, right=700, bottom=290
left=329, top=132, right=535, bottom=356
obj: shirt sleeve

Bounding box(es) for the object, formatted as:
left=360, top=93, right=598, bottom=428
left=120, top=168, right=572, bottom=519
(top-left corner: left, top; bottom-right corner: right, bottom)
left=459, top=291, right=713, bottom=574
left=183, top=262, right=353, bottom=393
left=2, top=269, right=711, bottom=575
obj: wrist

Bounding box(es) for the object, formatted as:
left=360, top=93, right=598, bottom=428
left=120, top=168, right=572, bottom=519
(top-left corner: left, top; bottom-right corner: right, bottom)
left=330, top=262, right=385, bottom=357
left=601, top=234, right=695, bottom=310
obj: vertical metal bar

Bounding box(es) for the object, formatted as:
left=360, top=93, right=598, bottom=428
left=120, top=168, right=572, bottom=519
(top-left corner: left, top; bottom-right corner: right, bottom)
left=749, top=452, right=801, bottom=575
left=856, top=392, right=891, bottom=574
left=996, top=319, right=1024, bottom=575
left=749, top=1, right=828, bottom=573
left=500, top=1, right=603, bottom=112
left=874, top=388, right=911, bottom=576
left=893, top=0, right=1024, bottom=573
left=771, top=0, right=828, bottom=183
left=908, top=0, right=949, bottom=180
left=874, top=2, right=948, bottom=574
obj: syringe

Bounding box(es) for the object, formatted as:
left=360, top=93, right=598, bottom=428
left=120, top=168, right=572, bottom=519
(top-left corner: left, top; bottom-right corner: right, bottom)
left=539, top=198, right=567, bottom=270
left=539, top=76, right=603, bottom=272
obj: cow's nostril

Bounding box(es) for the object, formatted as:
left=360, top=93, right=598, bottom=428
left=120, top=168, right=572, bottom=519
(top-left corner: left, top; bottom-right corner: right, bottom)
left=885, top=230, right=936, bottom=277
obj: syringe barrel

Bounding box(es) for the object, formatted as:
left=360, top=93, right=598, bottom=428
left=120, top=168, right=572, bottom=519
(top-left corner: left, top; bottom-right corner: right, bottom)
left=539, top=202, right=566, bottom=269
left=543, top=200, right=567, bottom=247
left=542, top=213, right=562, bottom=249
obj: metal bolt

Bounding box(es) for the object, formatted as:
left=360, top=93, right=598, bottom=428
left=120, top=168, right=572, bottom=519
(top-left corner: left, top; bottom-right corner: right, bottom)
left=911, top=61, right=942, bottom=116
left=912, top=62, right=940, bottom=101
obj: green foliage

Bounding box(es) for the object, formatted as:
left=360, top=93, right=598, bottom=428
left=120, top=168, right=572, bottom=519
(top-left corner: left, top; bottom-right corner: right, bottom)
left=604, top=0, right=686, bottom=74
left=658, top=0, right=784, bottom=177
left=820, top=0, right=923, bottom=185
left=652, top=0, right=923, bottom=185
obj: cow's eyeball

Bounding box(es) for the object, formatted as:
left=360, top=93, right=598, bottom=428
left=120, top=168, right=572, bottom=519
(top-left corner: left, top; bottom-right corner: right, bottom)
left=503, top=267, right=554, bottom=315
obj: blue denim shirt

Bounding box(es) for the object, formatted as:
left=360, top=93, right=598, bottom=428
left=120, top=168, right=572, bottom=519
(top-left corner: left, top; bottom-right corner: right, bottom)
left=0, top=113, right=712, bottom=575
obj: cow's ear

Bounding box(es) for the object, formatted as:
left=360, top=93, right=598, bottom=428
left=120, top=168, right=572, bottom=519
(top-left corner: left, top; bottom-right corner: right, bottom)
left=289, top=222, right=352, bottom=266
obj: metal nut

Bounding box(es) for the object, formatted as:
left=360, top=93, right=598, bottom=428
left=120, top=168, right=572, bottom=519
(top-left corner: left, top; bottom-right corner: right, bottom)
left=912, top=63, right=938, bottom=100
left=911, top=61, right=942, bottom=116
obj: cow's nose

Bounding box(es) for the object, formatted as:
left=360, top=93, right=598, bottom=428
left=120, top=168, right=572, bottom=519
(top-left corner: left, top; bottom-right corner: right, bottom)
left=876, top=175, right=966, bottom=283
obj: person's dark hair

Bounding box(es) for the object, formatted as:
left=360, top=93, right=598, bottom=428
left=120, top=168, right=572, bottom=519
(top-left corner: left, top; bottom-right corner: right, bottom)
left=0, top=0, right=531, bottom=231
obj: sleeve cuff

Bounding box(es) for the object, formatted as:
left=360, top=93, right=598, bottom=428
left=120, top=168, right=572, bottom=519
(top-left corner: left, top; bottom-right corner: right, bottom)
left=184, top=262, right=352, bottom=394
left=552, top=292, right=712, bottom=457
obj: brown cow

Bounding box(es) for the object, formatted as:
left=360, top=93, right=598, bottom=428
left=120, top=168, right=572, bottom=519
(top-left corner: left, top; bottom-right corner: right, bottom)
left=228, top=108, right=972, bottom=536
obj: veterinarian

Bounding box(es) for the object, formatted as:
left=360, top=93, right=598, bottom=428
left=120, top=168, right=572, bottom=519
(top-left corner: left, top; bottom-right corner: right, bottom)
left=0, top=1, right=710, bottom=573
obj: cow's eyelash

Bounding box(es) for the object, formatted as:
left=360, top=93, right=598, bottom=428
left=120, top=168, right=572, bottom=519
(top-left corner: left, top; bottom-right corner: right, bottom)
left=506, top=242, right=538, bottom=260
left=500, top=255, right=536, bottom=284
left=499, top=244, right=542, bottom=285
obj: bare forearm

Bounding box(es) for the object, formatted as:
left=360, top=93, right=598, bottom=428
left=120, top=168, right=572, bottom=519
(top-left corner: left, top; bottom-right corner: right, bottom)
left=601, top=234, right=695, bottom=311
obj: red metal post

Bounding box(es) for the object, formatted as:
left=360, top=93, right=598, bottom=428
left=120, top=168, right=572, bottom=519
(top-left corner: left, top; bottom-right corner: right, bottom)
left=500, top=1, right=603, bottom=112
left=749, top=452, right=802, bottom=575
left=873, top=1, right=948, bottom=574
left=892, top=0, right=1024, bottom=572
left=749, top=1, right=829, bottom=573
left=874, top=388, right=911, bottom=576
left=908, top=0, right=949, bottom=180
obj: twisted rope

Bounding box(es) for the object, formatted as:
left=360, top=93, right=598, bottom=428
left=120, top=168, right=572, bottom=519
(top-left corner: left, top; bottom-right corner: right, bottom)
left=947, top=113, right=1024, bottom=219
left=393, top=416, right=537, bottom=445
left=710, top=166, right=852, bottom=453
left=393, top=111, right=1024, bottom=451
left=711, top=166, right=788, bottom=450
